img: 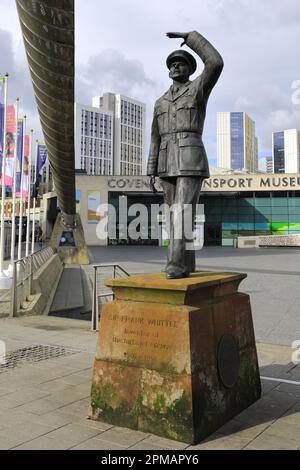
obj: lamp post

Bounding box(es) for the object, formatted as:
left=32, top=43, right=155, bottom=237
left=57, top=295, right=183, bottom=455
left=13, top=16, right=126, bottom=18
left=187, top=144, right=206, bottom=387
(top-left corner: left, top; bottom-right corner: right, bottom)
left=25, top=129, right=33, bottom=257
left=17, top=115, right=27, bottom=261
left=31, top=139, right=38, bottom=254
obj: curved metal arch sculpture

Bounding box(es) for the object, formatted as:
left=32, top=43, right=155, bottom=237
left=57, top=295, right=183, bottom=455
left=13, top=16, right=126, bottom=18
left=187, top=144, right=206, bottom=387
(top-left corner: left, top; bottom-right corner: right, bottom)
left=16, top=0, right=76, bottom=224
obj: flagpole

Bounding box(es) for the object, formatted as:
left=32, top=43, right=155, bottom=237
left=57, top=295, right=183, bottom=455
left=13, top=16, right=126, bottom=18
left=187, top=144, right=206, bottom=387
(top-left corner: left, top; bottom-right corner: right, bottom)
left=17, top=115, right=26, bottom=261
left=25, top=129, right=33, bottom=257
left=31, top=139, right=38, bottom=254
left=0, top=73, right=9, bottom=287
left=8, top=97, right=20, bottom=274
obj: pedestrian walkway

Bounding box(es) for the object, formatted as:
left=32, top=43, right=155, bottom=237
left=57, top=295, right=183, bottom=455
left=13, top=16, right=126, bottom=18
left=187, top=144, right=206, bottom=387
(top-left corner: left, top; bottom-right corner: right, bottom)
left=0, top=315, right=300, bottom=450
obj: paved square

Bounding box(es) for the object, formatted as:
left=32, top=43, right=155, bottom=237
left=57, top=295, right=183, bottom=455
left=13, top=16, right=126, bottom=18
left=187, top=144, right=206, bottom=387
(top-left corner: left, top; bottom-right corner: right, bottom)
left=0, top=315, right=300, bottom=450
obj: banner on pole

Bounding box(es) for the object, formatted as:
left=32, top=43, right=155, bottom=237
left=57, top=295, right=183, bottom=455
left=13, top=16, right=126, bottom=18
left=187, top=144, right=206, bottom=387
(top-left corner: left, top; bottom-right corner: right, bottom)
left=37, top=142, right=47, bottom=179
left=16, top=119, right=23, bottom=195
left=33, top=141, right=47, bottom=197
left=4, top=105, right=16, bottom=189
left=0, top=77, right=5, bottom=183
left=22, top=134, right=30, bottom=198
left=17, top=132, right=29, bottom=198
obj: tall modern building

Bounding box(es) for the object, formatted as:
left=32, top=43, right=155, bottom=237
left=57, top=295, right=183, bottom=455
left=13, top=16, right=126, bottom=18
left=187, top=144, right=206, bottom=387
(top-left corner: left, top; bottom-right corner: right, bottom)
left=272, top=129, right=300, bottom=174
left=75, top=103, right=114, bottom=176
left=217, top=112, right=258, bottom=172
left=75, top=93, right=146, bottom=176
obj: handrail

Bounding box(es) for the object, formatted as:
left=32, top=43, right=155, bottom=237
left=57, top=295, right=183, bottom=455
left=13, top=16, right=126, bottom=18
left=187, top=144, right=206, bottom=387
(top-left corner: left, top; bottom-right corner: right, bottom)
left=91, top=264, right=130, bottom=332
left=92, top=264, right=129, bottom=277
left=10, top=246, right=54, bottom=317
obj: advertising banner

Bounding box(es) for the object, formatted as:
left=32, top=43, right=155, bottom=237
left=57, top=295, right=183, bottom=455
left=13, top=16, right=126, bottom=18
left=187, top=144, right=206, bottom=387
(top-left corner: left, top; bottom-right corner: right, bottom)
left=16, top=119, right=23, bottom=195
left=36, top=142, right=47, bottom=179
left=32, top=141, right=47, bottom=198
left=4, top=104, right=16, bottom=189
left=17, top=134, right=30, bottom=198
left=24, top=134, right=29, bottom=158
left=88, top=191, right=101, bottom=224
left=0, top=78, right=5, bottom=183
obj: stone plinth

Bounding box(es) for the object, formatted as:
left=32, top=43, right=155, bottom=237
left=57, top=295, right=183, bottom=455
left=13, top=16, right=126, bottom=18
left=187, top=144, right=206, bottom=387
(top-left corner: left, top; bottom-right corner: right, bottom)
left=89, top=272, right=261, bottom=444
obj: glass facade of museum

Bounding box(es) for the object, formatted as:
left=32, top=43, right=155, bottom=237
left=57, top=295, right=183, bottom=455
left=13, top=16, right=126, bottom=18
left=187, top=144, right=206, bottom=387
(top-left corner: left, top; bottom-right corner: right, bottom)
left=106, top=189, right=300, bottom=247
left=108, top=192, right=164, bottom=245
left=202, top=191, right=300, bottom=246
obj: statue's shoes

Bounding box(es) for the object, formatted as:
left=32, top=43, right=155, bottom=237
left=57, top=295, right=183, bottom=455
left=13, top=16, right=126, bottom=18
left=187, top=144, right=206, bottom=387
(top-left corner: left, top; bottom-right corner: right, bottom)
left=166, top=271, right=189, bottom=280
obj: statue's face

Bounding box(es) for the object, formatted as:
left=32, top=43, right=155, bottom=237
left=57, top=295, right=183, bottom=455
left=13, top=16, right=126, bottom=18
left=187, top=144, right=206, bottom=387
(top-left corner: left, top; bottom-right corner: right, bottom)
left=169, top=60, right=190, bottom=83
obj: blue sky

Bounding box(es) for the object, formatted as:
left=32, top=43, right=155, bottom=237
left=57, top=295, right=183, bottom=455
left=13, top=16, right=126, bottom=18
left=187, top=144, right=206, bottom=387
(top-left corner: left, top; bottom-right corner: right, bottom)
left=1, top=0, right=300, bottom=166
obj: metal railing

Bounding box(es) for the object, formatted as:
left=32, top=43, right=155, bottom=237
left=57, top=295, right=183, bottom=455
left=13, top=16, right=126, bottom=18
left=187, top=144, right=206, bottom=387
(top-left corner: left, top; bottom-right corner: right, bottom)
left=10, top=246, right=54, bottom=317
left=91, top=264, right=130, bottom=332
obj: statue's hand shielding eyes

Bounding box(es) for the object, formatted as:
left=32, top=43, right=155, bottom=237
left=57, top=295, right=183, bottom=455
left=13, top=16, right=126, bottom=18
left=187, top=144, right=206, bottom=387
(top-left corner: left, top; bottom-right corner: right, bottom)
left=166, top=32, right=189, bottom=47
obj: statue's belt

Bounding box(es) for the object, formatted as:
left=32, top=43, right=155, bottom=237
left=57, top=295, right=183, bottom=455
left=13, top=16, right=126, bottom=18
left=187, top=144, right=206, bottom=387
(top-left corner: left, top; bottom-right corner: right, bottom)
left=161, top=132, right=203, bottom=143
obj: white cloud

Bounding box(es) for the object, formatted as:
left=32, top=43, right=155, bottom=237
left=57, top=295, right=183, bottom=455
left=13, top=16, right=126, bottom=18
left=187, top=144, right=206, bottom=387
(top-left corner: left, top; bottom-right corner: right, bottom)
left=76, top=49, right=160, bottom=106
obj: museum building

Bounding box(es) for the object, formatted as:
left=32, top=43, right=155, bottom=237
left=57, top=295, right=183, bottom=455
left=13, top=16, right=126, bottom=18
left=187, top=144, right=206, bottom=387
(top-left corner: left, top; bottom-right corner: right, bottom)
left=70, top=173, right=300, bottom=248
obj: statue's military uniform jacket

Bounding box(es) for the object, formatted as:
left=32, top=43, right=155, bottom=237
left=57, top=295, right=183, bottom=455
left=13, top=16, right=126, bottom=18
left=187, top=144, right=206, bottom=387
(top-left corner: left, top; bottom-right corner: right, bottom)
left=147, top=31, right=223, bottom=179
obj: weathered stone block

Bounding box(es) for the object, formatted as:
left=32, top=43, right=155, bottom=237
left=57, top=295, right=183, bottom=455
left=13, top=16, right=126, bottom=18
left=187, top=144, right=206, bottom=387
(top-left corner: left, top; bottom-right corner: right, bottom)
left=90, top=272, right=261, bottom=444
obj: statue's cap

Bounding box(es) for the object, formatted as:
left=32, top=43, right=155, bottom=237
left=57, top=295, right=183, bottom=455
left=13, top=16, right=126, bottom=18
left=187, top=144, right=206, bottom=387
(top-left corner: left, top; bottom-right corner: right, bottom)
left=166, top=50, right=197, bottom=75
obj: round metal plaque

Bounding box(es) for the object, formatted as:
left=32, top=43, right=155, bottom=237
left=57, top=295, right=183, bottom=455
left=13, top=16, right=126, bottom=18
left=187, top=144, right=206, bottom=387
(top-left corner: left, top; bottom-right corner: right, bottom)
left=217, top=334, right=240, bottom=389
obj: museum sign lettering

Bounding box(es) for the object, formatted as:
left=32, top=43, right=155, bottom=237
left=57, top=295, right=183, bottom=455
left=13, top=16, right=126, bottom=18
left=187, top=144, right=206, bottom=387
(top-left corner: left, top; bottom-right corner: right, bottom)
left=107, top=175, right=300, bottom=192
left=108, top=178, right=162, bottom=191
left=203, top=175, right=300, bottom=191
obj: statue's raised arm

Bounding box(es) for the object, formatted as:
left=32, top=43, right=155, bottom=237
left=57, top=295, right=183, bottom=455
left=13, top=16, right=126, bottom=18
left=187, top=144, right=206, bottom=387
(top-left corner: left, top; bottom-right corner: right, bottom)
left=167, top=30, right=224, bottom=99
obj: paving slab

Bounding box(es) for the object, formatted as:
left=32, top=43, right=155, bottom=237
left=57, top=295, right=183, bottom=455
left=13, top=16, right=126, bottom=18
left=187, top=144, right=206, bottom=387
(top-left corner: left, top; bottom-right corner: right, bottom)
left=216, top=419, right=273, bottom=440
left=71, top=437, right=127, bottom=451
left=94, top=427, right=150, bottom=448
left=244, top=431, right=300, bottom=451
left=189, top=433, right=252, bottom=451
left=129, top=441, right=173, bottom=451
left=139, top=435, right=188, bottom=450
left=35, top=423, right=103, bottom=449
left=13, top=436, right=75, bottom=451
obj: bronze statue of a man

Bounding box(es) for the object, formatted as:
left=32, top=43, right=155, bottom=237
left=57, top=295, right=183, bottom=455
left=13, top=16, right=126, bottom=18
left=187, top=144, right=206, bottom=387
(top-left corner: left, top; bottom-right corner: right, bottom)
left=147, top=31, right=223, bottom=279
